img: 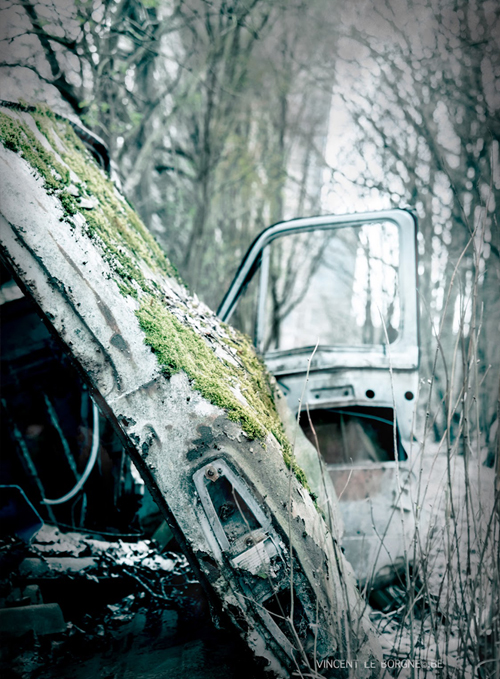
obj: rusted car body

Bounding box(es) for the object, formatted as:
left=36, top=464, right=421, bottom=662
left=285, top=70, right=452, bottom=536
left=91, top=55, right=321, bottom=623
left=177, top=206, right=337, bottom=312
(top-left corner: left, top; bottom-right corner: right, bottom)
left=0, top=105, right=382, bottom=677
left=218, top=210, right=420, bottom=587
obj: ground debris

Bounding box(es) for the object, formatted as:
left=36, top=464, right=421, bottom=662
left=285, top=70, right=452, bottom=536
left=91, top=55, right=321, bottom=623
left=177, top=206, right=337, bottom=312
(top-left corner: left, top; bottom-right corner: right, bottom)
left=1, top=526, right=260, bottom=679
left=21, top=525, right=196, bottom=597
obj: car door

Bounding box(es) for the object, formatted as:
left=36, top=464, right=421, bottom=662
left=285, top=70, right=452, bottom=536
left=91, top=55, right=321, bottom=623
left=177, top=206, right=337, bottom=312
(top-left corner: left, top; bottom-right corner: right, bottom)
left=218, top=210, right=420, bottom=587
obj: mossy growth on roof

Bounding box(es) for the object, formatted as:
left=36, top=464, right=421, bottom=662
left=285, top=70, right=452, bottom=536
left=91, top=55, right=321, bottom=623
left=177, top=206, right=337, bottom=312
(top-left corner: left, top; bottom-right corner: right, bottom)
left=0, top=107, right=181, bottom=297
left=136, top=297, right=312, bottom=494
left=0, top=106, right=312, bottom=497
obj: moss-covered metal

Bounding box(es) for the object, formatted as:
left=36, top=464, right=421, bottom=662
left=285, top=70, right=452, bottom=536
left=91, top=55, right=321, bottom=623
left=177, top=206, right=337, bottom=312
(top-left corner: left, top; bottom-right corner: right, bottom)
left=136, top=297, right=311, bottom=492
left=0, top=107, right=311, bottom=495
left=0, top=108, right=180, bottom=291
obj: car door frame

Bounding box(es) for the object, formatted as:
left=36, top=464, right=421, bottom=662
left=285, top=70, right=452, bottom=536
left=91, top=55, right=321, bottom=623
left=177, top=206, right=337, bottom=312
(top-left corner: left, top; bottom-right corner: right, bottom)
left=218, top=209, right=419, bottom=375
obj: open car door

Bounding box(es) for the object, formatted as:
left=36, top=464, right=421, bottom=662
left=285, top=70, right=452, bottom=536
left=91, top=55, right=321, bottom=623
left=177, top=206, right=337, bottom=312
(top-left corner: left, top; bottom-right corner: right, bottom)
left=218, top=211, right=420, bottom=587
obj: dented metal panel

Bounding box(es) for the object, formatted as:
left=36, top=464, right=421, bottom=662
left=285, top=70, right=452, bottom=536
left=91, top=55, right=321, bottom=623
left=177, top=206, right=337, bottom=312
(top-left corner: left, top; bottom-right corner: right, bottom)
left=0, top=106, right=382, bottom=677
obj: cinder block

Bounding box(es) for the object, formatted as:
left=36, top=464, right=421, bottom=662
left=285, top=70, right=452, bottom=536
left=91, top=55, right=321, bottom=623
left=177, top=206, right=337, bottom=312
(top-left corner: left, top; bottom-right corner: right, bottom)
left=0, top=603, right=65, bottom=636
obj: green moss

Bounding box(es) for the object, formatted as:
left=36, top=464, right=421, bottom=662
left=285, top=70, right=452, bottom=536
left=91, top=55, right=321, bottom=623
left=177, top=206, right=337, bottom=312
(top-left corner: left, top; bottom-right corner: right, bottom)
left=40, top=118, right=182, bottom=285
left=136, top=297, right=312, bottom=495
left=59, top=190, right=78, bottom=216
left=0, top=111, right=69, bottom=195
left=0, top=107, right=311, bottom=496
left=0, top=109, right=182, bottom=296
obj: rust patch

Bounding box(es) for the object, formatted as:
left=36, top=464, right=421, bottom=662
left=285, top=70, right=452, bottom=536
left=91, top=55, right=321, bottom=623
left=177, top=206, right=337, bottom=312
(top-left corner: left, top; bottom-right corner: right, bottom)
left=34, top=197, right=48, bottom=213
left=199, top=554, right=220, bottom=583
left=187, top=424, right=215, bottom=461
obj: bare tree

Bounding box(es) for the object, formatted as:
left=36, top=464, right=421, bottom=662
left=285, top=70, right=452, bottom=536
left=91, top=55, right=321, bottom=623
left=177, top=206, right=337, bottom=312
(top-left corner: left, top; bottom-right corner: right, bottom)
left=326, top=0, right=500, bottom=445
left=0, top=0, right=340, bottom=307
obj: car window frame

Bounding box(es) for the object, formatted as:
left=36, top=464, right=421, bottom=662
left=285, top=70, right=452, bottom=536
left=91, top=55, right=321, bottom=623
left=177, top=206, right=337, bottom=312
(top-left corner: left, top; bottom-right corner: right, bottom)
left=218, top=209, right=419, bottom=372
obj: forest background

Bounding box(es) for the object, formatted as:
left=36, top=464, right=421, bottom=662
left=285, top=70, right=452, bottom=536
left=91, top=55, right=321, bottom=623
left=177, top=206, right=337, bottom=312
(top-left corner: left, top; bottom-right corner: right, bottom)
left=0, top=0, right=498, bottom=453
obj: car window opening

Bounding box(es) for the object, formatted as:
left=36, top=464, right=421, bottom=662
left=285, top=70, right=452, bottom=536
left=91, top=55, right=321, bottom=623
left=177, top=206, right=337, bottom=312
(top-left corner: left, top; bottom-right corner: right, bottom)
left=206, top=474, right=260, bottom=542
left=228, top=220, right=403, bottom=356
left=300, top=406, right=407, bottom=465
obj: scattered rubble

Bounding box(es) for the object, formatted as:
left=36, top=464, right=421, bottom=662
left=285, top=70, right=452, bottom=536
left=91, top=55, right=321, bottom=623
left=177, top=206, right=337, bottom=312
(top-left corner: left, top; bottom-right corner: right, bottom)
left=0, top=526, right=261, bottom=679
left=15, top=525, right=196, bottom=598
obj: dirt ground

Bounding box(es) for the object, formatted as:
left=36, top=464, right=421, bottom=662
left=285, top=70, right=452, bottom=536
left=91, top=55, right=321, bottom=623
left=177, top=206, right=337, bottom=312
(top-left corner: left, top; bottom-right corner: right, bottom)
left=0, top=529, right=265, bottom=679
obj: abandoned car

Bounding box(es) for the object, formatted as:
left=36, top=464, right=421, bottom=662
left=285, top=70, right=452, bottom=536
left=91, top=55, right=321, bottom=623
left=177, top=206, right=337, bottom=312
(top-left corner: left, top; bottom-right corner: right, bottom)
left=218, top=210, right=421, bottom=588
left=0, top=104, right=383, bottom=678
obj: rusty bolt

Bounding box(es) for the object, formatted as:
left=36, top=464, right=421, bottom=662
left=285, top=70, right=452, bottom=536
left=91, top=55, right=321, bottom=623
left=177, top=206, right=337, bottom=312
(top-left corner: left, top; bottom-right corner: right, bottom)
left=205, top=466, right=219, bottom=481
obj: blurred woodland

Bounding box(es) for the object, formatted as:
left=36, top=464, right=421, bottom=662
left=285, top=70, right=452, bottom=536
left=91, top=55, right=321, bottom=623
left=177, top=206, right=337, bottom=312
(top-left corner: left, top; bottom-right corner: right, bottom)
left=0, top=0, right=499, bottom=450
